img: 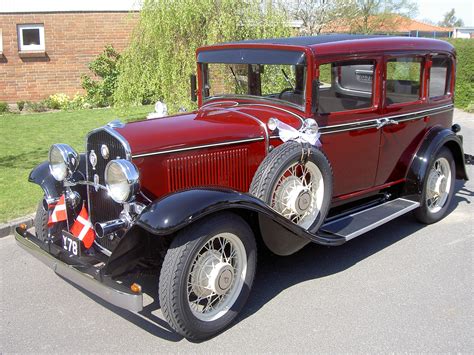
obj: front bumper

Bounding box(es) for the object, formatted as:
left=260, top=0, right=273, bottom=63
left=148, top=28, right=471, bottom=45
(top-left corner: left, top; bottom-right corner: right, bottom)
left=15, top=226, right=143, bottom=312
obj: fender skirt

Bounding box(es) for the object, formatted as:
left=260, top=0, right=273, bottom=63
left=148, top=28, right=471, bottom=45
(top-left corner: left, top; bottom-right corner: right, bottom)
left=404, top=127, right=468, bottom=199
left=136, top=188, right=346, bottom=255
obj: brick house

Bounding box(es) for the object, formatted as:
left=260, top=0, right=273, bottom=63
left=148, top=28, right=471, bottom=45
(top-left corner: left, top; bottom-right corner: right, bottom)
left=0, top=1, right=139, bottom=103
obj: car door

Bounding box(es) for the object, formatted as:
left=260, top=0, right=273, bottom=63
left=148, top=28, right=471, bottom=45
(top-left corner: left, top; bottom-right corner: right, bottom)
left=375, top=54, right=429, bottom=185
left=314, top=56, right=382, bottom=198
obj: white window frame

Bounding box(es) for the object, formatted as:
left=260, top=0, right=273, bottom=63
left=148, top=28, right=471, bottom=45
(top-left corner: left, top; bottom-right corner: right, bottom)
left=17, top=24, right=45, bottom=51
left=0, top=29, right=3, bottom=53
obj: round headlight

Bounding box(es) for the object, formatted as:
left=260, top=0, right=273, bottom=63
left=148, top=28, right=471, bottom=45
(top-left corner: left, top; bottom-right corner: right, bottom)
left=105, top=159, right=140, bottom=203
left=48, top=144, right=79, bottom=181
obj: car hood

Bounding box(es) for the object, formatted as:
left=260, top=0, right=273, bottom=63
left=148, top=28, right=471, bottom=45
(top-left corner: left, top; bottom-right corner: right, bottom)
left=115, top=102, right=303, bottom=157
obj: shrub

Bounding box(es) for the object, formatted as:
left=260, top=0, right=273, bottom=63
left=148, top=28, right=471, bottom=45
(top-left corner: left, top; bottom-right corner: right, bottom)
left=0, top=102, right=8, bottom=114
left=81, top=45, right=121, bottom=107
left=114, top=0, right=291, bottom=113
left=25, top=101, right=48, bottom=113
left=46, top=93, right=70, bottom=110
left=446, top=39, right=474, bottom=110
left=17, top=101, right=26, bottom=112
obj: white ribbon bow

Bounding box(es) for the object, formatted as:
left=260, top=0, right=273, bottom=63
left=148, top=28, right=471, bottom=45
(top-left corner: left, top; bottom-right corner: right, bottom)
left=276, top=119, right=321, bottom=147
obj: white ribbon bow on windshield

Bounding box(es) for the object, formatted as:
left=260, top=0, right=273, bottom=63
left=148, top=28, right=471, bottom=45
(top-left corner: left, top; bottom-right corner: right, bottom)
left=275, top=119, right=321, bottom=147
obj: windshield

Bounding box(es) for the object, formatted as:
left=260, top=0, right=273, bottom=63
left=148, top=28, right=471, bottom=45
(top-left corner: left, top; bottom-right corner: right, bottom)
left=199, top=49, right=307, bottom=109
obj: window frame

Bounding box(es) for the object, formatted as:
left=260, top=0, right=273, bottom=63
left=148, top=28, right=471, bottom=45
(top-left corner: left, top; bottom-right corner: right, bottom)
left=0, top=29, right=3, bottom=54
left=428, top=53, right=453, bottom=102
left=17, top=24, right=45, bottom=52
left=383, top=54, right=426, bottom=109
left=315, top=55, right=380, bottom=117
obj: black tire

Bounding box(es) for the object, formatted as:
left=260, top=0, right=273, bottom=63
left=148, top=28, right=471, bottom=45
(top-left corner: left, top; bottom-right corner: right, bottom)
left=250, top=140, right=333, bottom=232
left=415, top=147, right=456, bottom=224
left=34, top=199, right=49, bottom=242
left=159, top=212, right=257, bottom=341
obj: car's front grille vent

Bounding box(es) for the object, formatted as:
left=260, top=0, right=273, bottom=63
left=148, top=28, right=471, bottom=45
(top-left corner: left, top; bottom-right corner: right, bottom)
left=86, top=129, right=127, bottom=252
left=166, top=147, right=249, bottom=192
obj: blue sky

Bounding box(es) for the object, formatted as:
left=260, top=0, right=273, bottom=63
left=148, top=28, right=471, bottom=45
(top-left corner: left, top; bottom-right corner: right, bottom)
left=415, top=0, right=473, bottom=26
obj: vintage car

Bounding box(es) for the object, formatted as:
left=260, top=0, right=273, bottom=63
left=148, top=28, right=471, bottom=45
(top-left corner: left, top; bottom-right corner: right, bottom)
left=16, top=35, right=469, bottom=340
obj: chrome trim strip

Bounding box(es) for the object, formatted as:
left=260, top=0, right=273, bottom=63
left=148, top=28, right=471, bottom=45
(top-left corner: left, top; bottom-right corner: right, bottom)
left=319, top=104, right=453, bottom=135
left=132, top=137, right=265, bottom=159
left=239, top=103, right=305, bottom=127
left=15, top=230, right=142, bottom=312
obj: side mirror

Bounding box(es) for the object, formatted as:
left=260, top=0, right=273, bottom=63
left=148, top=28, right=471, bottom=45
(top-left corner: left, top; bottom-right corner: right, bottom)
left=190, top=74, right=197, bottom=102
left=311, top=79, right=320, bottom=114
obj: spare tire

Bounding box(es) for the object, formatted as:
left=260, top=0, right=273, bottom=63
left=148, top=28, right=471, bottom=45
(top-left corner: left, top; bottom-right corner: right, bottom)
left=250, top=141, right=333, bottom=232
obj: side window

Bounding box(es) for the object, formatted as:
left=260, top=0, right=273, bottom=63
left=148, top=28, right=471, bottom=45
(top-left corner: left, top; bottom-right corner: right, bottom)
left=429, top=56, right=451, bottom=98
left=317, top=59, right=375, bottom=114
left=386, top=57, right=422, bottom=105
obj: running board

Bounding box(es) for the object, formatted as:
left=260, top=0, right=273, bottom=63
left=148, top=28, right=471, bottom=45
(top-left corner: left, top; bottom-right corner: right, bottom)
left=320, top=198, right=420, bottom=241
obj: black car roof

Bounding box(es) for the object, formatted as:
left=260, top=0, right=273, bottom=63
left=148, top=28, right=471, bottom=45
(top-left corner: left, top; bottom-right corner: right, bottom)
left=226, top=34, right=382, bottom=46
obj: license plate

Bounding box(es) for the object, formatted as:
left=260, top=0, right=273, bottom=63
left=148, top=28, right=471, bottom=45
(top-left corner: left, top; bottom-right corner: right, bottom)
left=62, top=231, right=81, bottom=256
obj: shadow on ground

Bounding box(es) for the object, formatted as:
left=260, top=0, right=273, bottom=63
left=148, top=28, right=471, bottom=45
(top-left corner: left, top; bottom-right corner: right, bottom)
left=65, top=180, right=471, bottom=342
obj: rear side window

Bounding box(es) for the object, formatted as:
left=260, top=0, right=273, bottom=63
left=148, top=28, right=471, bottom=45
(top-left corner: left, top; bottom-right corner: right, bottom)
left=386, top=57, right=422, bottom=105
left=429, top=56, right=451, bottom=98
left=317, top=59, right=375, bottom=114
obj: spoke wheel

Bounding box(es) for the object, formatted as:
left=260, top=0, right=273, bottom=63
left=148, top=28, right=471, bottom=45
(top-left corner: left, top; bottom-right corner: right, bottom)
left=159, top=212, right=256, bottom=340
left=187, top=233, right=247, bottom=322
left=250, top=140, right=332, bottom=233
left=415, top=147, right=455, bottom=224
left=426, top=157, right=451, bottom=213
left=271, top=161, right=324, bottom=229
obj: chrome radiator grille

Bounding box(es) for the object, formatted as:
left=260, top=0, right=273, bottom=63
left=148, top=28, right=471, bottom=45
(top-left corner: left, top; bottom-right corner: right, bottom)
left=86, top=129, right=127, bottom=251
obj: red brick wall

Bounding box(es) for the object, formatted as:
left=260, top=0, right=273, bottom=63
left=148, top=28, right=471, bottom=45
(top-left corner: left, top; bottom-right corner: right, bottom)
left=0, top=12, right=138, bottom=103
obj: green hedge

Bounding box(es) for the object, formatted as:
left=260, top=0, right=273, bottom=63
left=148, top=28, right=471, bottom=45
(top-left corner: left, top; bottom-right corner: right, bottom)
left=446, top=39, right=474, bottom=111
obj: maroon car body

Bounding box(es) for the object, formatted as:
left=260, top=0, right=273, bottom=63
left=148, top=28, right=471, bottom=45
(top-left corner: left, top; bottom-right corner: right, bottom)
left=16, top=35, right=468, bottom=340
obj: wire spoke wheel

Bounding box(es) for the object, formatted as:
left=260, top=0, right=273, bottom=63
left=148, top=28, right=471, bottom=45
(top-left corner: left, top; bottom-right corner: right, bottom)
left=270, top=161, right=324, bottom=229
left=186, top=232, right=247, bottom=322
left=426, top=157, right=451, bottom=213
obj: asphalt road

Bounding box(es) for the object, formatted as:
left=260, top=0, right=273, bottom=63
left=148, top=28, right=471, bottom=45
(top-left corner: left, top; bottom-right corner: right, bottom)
left=1, top=110, right=473, bottom=352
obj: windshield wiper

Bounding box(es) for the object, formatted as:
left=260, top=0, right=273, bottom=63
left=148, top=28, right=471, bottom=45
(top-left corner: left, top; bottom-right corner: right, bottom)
left=229, top=66, right=244, bottom=92
left=281, top=69, right=295, bottom=90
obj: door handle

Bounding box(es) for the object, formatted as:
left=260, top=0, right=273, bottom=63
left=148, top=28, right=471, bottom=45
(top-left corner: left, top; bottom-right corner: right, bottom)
left=376, top=118, right=399, bottom=129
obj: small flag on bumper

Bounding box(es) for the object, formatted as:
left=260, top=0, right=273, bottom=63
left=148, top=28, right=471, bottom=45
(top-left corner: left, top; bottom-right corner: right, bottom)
left=47, top=195, right=67, bottom=227
left=70, top=205, right=95, bottom=249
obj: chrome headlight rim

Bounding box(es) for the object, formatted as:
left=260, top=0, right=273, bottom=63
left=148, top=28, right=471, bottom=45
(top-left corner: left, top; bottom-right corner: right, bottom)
left=48, top=144, right=79, bottom=181
left=104, top=159, right=140, bottom=204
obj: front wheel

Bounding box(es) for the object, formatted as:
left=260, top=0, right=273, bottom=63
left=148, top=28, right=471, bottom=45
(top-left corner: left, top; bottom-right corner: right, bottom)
left=159, top=212, right=257, bottom=340
left=415, top=147, right=456, bottom=224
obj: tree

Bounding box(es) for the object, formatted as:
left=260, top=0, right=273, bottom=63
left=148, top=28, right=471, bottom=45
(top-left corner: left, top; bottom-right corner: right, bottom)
left=438, top=9, right=464, bottom=28
left=114, top=0, right=291, bottom=111
left=345, top=0, right=418, bottom=34
left=283, top=0, right=418, bottom=35
left=278, top=0, right=353, bottom=35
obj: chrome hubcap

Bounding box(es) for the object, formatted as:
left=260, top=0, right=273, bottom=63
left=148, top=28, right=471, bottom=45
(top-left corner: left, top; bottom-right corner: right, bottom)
left=187, top=233, right=246, bottom=322
left=426, top=157, right=451, bottom=213
left=272, top=161, right=324, bottom=229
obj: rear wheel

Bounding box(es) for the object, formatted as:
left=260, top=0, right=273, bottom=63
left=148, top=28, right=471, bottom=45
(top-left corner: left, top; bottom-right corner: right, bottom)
left=159, top=212, right=257, bottom=340
left=415, top=147, right=456, bottom=224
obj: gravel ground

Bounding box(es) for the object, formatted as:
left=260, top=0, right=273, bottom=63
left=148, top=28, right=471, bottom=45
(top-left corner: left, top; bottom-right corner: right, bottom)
left=1, top=109, right=473, bottom=353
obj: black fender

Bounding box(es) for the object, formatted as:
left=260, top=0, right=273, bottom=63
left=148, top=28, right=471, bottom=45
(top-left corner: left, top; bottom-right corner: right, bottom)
left=28, top=161, right=62, bottom=201
left=29, top=154, right=87, bottom=201
left=404, top=126, right=468, bottom=198
left=136, top=188, right=345, bottom=256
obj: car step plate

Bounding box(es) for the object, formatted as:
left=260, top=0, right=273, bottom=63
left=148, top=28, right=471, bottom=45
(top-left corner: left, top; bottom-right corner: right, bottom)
left=320, top=198, right=420, bottom=241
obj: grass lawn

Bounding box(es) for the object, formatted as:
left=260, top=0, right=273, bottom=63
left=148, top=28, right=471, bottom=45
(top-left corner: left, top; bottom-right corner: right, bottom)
left=0, top=106, right=153, bottom=223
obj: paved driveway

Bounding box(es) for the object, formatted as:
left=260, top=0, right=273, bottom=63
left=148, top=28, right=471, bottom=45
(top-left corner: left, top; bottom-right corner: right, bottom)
left=1, top=110, right=473, bottom=352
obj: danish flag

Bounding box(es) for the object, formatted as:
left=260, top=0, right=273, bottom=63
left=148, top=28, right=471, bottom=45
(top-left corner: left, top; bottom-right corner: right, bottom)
left=47, top=195, right=67, bottom=227
left=70, top=205, right=95, bottom=249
